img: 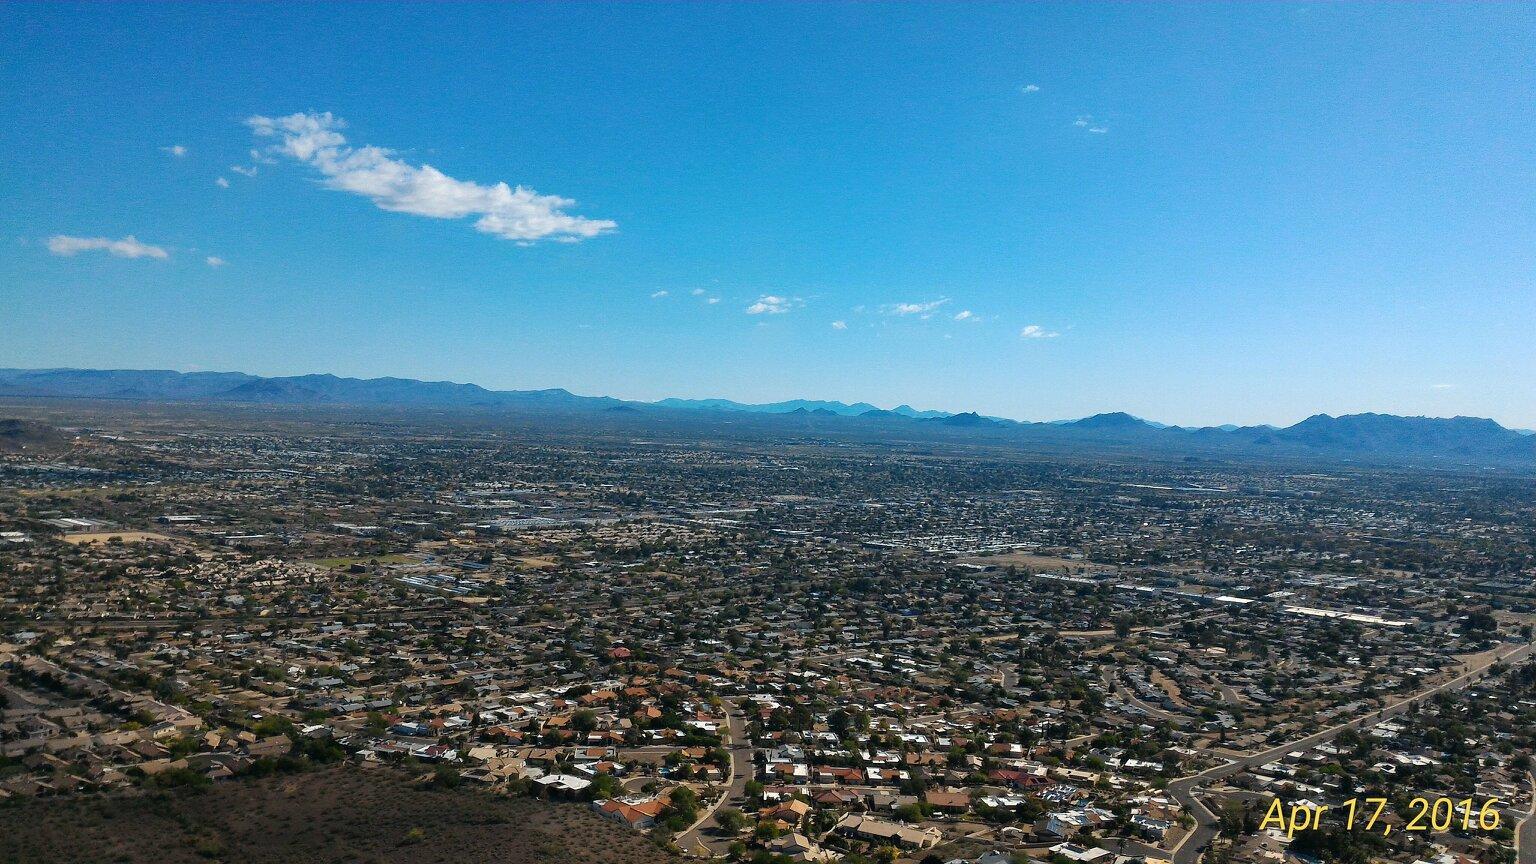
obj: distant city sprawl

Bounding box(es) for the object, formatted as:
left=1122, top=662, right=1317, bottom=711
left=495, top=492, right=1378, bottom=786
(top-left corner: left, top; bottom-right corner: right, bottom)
left=1, top=403, right=1534, bottom=864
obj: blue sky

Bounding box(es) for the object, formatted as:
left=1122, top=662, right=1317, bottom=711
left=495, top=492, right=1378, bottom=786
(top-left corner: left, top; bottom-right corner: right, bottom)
left=2, top=3, right=1532, bottom=427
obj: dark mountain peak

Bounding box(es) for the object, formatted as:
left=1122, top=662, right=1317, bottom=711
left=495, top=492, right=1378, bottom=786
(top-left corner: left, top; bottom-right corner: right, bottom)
left=930, top=411, right=997, bottom=427
left=1289, top=412, right=1512, bottom=435
left=1273, top=412, right=1528, bottom=460
left=217, top=378, right=322, bottom=402
left=1071, top=411, right=1152, bottom=430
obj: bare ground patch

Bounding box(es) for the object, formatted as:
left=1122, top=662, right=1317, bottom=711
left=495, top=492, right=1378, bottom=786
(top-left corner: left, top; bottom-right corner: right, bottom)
left=0, top=764, right=674, bottom=864
left=60, top=531, right=176, bottom=545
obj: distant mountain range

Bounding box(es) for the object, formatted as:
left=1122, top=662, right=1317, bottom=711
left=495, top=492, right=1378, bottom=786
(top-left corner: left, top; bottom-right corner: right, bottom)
left=0, top=367, right=1531, bottom=470
left=0, top=368, right=621, bottom=411
left=655, top=397, right=950, bottom=419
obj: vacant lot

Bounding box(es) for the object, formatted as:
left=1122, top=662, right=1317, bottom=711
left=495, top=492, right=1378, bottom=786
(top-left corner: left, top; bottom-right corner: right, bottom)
left=61, top=531, right=175, bottom=545
left=962, top=550, right=1115, bottom=573
left=0, top=765, right=674, bottom=864
left=308, top=553, right=420, bottom=569
left=1150, top=668, right=1190, bottom=707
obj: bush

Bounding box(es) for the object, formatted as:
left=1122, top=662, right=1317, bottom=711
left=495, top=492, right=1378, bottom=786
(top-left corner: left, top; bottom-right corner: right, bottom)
left=427, top=764, right=460, bottom=789
left=150, top=767, right=212, bottom=791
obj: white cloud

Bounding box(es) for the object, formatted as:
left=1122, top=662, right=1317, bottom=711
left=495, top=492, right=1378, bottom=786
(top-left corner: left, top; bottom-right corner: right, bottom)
left=1089, top=126, right=1108, bottom=134
left=205, top=256, right=226, bottom=267
left=706, top=297, right=720, bottom=304
left=215, top=176, right=230, bottom=188
left=1021, top=84, right=1040, bottom=94
left=831, top=320, right=848, bottom=330
left=229, top=165, right=259, bottom=177
left=746, top=295, right=796, bottom=315
left=885, top=299, right=949, bottom=318
left=46, top=235, right=169, bottom=260
left=1019, top=324, right=1060, bottom=339
left=1074, top=115, right=1108, bottom=134
left=1431, top=383, right=1455, bottom=390
left=650, top=290, right=669, bottom=299
left=161, top=144, right=188, bottom=158
left=247, top=111, right=615, bottom=243
left=691, top=288, right=706, bottom=296
left=953, top=310, right=977, bottom=322
left=1074, top=116, right=1091, bottom=127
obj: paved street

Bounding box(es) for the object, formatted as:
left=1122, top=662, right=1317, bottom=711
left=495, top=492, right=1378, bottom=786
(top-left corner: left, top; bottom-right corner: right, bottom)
left=1103, top=667, right=1183, bottom=723
left=675, top=701, right=752, bottom=856
left=1165, top=641, right=1535, bottom=864
left=1517, top=772, right=1536, bottom=864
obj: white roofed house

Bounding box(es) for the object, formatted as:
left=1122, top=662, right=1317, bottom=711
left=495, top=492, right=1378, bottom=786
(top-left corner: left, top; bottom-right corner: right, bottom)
left=1043, top=805, right=1114, bottom=838
left=1048, top=843, right=1113, bottom=863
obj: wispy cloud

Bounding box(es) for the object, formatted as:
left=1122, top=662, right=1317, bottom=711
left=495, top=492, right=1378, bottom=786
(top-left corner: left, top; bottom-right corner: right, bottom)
left=1074, top=115, right=1108, bottom=134
left=953, top=310, right=978, bottom=322
left=1019, top=324, right=1060, bottom=339
left=650, top=290, right=669, bottom=299
left=205, top=256, right=226, bottom=267
left=1021, top=84, right=1041, bottom=94
left=691, top=288, right=706, bottom=296
left=215, top=176, right=230, bottom=188
left=1431, top=383, right=1455, bottom=390
left=247, top=111, right=615, bottom=243
left=47, top=235, right=169, bottom=260
left=746, top=295, right=797, bottom=315
left=885, top=298, right=949, bottom=318
left=831, top=320, right=848, bottom=330
left=160, top=144, right=188, bottom=158
left=229, top=165, right=258, bottom=178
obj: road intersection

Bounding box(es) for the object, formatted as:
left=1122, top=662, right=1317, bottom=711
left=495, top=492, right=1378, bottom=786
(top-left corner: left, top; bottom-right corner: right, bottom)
left=1163, top=641, right=1534, bottom=864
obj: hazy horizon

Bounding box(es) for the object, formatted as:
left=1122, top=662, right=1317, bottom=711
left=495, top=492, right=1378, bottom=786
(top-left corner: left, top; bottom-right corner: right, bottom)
left=4, top=4, right=1533, bottom=428
left=5, top=362, right=1535, bottom=432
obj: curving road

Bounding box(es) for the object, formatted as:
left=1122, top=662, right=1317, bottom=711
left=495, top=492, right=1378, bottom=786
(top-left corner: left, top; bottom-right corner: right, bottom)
left=1516, top=771, right=1536, bottom=864
left=1103, top=668, right=1184, bottom=724
left=675, top=701, right=752, bottom=857
left=1163, top=641, right=1534, bottom=864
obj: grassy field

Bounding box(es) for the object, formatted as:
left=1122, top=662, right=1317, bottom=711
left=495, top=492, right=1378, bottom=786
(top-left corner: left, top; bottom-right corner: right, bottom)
left=0, top=764, right=674, bottom=864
